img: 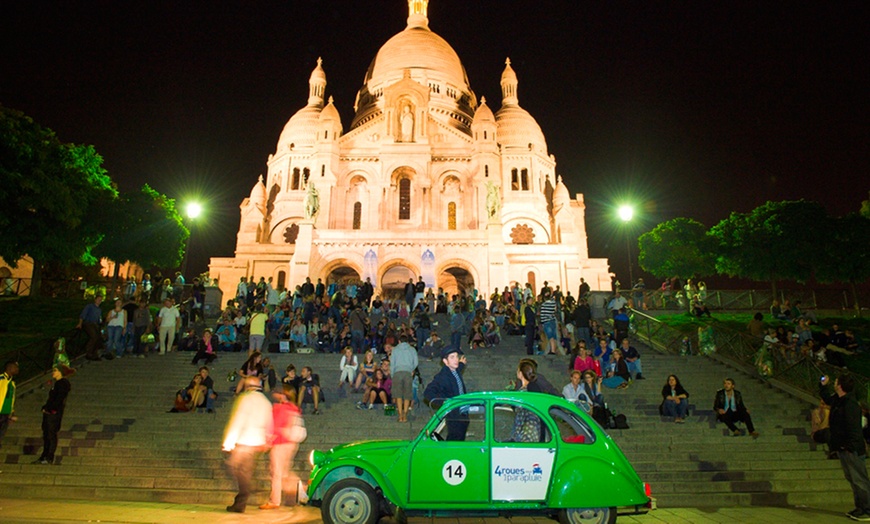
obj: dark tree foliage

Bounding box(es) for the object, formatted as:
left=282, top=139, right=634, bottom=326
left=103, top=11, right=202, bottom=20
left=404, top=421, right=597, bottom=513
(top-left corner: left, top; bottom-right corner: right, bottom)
left=815, top=213, right=870, bottom=315
left=708, top=200, right=827, bottom=297
left=637, top=218, right=716, bottom=280
left=94, top=184, right=188, bottom=280
left=0, top=105, right=117, bottom=294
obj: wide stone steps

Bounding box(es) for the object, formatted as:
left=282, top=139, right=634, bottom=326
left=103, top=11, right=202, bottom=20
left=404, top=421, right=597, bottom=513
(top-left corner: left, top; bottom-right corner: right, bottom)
left=0, top=318, right=852, bottom=510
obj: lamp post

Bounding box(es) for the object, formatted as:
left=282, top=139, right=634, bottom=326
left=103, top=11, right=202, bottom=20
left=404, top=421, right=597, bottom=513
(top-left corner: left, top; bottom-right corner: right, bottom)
left=618, top=205, right=634, bottom=287
left=181, top=202, right=202, bottom=279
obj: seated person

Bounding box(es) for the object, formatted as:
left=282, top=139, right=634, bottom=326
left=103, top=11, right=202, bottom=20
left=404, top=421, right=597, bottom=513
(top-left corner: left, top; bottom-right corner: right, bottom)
left=571, top=344, right=596, bottom=375
left=620, top=338, right=644, bottom=380
left=170, top=373, right=207, bottom=413
left=790, top=300, right=818, bottom=324
left=691, top=296, right=712, bottom=317
left=714, top=378, right=758, bottom=438
left=289, top=319, right=307, bottom=347
left=569, top=370, right=606, bottom=426
left=354, top=350, right=376, bottom=393
left=358, top=368, right=391, bottom=410
left=562, top=370, right=585, bottom=402
left=297, top=366, right=324, bottom=414
left=190, top=366, right=217, bottom=413
left=282, top=364, right=300, bottom=404
left=810, top=397, right=832, bottom=457
left=594, top=337, right=614, bottom=370
left=191, top=328, right=217, bottom=365
left=421, top=331, right=445, bottom=361
left=660, top=374, right=690, bottom=423
left=601, top=349, right=631, bottom=389
left=235, top=351, right=263, bottom=394
left=215, top=319, right=238, bottom=352
left=483, top=318, right=500, bottom=347
left=261, top=357, right=277, bottom=392
left=178, top=328, right=199, bottom=352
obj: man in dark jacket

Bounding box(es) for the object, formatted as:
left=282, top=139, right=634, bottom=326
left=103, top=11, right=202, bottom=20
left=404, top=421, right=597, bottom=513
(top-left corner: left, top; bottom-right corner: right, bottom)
left=821, top=374, right=870, bottom=521
left=423, top=347, right=468, bottom=441
left=35, top=367, right=72, bottom=464
left=713, top=378, right=758, bottom=438
left=522, top=296, right=537, bottom=355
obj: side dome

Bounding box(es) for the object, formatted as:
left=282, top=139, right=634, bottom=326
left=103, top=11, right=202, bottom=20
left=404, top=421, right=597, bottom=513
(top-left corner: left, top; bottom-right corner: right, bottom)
left=495, top=105, right=547, bottom=153
left=472, top=96, right=495, bottom=124
left=276, top=106, right=321, bottom=152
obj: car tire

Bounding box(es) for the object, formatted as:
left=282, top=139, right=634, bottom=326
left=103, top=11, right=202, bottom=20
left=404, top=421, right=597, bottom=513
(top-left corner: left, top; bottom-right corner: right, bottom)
left=558, top=507, right=616, bottom=524
left=322, top=478, right=380, bottom=524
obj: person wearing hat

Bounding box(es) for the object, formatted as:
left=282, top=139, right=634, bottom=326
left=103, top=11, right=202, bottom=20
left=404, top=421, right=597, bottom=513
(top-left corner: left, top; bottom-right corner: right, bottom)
left=222, top=376, right=273, bottom=513
left=423, top=346, right=469, bottom=441
left=34, top=366, right=73, bottom=464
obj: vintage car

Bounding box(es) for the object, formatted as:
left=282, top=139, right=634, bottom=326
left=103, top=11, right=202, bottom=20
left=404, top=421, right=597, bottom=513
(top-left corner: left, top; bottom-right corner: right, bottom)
left=307, top=391, right=651, bottom=523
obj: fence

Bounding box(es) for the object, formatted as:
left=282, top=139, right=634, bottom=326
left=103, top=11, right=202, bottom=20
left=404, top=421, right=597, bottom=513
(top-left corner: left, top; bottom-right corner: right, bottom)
left=637, top=287, right=862, bottom=313
left=629, top=308, right=870, bottom=407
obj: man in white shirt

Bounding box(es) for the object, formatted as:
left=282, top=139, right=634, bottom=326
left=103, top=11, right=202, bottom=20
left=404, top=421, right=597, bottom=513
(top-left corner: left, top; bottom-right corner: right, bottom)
left=223, top=377, right=273, bottom=513
left=156, top=298, right=180, bottom=354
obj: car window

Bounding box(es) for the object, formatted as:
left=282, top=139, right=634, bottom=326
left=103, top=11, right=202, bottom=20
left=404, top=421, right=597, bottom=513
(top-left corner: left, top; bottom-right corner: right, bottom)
left=430, top=402, right=486, bottom=442
left=549, top=406, right=596, bottom=444
left=493, top=403, right=551, bottom=443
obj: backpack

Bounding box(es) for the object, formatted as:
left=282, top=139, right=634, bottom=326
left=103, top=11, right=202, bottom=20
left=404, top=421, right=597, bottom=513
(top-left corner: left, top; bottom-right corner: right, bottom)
left=610, top=412, right=629, bottom=430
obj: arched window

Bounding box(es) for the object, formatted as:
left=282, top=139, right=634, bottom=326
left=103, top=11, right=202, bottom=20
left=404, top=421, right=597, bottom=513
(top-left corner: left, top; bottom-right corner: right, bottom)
left=521, top=169, right=529, bottom=191
left=484, top=165, right=489, bottom=178
left=353, top=202, right=362, bottom=230
left=291, top=168, right=301, bottom=190
left=321, top=165, right=325, bottom=177
left=303, top=168, right=310, bottom=187
left=447, top=202, right=456, bottom=230
left=277, top=271, right=286, bottom=290
left=511, top=169, right=519, bottom=190
left=399, top=178, right=411, bottom=220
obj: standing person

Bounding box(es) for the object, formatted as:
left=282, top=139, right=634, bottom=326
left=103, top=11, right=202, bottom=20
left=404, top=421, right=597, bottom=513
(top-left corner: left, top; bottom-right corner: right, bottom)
left=449, top=309, right=465, bottom=352
left=105, top=298, right=127, bottom=359
left=821, top=374, right=870, bottom=521
left=260, top=384, right=306, bottom=510
left=34, top=366, right=73, bottom=464
left=248, top=305, right=268, bottom=355
left=76, top=295, right=104, bottom=361
left=156, top=298, right=180, bottom=355
left=391, top=334, right=419, bottom=423
left=222, top=376, right=273, bottom=513
left=423, top=347, right=469, bottom=441
left=131, top=298, right=151, bottom=358
left=538, top=290, right=560, bottom=355
left=713, top=378, right=759, bottom=438
left=522, top=296, right=537, bottom=355
left=0, top=361, right=19, bottom=447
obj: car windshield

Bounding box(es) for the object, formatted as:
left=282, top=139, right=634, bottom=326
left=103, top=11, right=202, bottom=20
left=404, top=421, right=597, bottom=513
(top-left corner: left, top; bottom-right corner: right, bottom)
left=549, top=406, right=596, bottom=444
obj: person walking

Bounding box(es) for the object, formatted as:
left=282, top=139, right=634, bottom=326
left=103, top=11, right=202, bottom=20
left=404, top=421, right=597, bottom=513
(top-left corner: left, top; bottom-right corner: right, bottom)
left=34, top=366, right=73, bottom=464
left=260, top=383, right=306, bottom=510
left=76, top=295, right=104, bottom=360
left=222, top=376, right=273, bottom=513
left=821, top=374, right=870, bottom=521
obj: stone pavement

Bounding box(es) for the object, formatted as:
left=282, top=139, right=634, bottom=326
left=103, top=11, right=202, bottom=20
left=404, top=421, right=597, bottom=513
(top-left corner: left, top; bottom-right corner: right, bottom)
left=0, top=498, right=851, bottom=524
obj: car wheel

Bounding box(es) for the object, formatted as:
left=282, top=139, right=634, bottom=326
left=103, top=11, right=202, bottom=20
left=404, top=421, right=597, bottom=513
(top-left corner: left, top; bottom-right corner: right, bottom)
left=321, top=478, right=380, bottom=524
left=559, top=507, right=616, bottom=524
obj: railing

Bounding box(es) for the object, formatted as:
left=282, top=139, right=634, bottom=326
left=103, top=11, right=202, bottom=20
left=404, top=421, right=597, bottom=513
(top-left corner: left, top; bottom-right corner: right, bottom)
left=635, top=288, right=861, bottom=312
left=1, top=327, right=89, bottom=386
left=629, top=308, right=870, bottom=406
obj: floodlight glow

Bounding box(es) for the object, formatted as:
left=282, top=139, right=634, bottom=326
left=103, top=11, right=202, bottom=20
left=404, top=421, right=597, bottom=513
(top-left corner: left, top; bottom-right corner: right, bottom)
left=618, top=205, right=634, bottom=222
left=186, top=202, right=202, bottom=219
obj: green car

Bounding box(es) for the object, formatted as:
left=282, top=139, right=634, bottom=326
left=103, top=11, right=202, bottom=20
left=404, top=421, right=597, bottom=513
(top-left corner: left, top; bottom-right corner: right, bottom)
left=307, top=391, right=651, bottom=524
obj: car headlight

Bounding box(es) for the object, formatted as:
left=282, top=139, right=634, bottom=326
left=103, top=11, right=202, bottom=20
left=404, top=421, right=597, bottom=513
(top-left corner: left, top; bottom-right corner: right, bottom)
left=310, top=450, right=325, bottom=467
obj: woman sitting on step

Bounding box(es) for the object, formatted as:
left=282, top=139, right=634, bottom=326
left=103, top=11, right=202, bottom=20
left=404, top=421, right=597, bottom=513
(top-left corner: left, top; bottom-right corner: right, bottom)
left=660, top=374, right=690, bottom=423
left=601, top=349, right=631, bottom=389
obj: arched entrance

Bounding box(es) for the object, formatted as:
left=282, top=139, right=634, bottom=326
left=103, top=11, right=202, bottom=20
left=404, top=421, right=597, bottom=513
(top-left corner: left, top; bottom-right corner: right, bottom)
left=326, top=266, right=360, bottom=286
left=439, top=267, right=475, bottom=298
left=380, top=265, right=415, bottom=299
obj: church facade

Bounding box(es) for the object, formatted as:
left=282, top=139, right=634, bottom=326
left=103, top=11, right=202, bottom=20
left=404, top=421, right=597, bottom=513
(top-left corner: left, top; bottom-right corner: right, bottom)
left=209, top=0, right=610, bottom=299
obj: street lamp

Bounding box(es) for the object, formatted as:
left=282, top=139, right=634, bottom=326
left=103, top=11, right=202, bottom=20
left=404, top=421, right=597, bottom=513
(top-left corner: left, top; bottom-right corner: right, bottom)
left=181, top=202, right=202, bottom=279
left=618, top=205, right=634, bottom=287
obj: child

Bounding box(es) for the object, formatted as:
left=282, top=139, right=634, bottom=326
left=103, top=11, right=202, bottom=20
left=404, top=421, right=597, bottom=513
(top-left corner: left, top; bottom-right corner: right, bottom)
left=338, top=346, right=358, bottom=390
left=354, top=350, right=376, bottom=392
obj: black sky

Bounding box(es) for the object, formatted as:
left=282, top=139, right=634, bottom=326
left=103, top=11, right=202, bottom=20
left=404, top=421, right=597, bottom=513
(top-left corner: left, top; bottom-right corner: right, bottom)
left=2, top=0, right=868, bottom=282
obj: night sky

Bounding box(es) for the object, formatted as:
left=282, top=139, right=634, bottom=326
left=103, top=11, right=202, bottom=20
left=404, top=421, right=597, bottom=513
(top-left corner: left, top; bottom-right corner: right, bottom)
left=2, top=0, right=867, bottom=284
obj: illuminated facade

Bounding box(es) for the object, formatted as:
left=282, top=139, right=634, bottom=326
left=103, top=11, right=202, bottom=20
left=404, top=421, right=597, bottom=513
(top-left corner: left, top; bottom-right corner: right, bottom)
left=209, top=0, right=610, bottom=297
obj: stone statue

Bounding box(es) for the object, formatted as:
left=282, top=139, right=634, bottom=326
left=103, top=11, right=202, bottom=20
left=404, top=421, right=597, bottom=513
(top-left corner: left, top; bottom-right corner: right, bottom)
left=485, top=181, right=500, bottom=219
left=399, top=104, right=414, bottom=142
left=304, top=182, right=320, bottom=220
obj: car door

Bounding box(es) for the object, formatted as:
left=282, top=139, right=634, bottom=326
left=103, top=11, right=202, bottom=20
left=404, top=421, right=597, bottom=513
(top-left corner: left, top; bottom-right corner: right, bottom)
left=408, top=402, right=489, bottom=505
left=490, top=401, right=556, bottom=501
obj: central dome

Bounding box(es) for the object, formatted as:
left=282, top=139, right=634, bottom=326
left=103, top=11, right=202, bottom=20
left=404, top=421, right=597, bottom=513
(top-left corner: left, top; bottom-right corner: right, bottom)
left=364, top=27, right=470, bottom=90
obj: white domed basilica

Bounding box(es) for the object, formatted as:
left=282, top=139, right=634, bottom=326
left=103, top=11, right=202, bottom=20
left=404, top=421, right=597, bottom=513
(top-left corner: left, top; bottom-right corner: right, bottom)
left=209, top=0, right=610, bottom=298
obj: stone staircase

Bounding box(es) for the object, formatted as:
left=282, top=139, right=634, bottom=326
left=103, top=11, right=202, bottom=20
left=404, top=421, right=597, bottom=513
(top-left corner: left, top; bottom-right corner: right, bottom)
left=0, top=316, right=849, bottom=509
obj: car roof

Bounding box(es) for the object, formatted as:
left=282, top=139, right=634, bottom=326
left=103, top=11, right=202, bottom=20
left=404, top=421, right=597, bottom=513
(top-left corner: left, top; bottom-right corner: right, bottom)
left=442, top=391, right=573, bottom=409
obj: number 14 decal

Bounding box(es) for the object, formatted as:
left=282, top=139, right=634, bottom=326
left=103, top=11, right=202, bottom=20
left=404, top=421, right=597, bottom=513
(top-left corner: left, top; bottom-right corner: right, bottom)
left=442, top=459, right=466, bottom=486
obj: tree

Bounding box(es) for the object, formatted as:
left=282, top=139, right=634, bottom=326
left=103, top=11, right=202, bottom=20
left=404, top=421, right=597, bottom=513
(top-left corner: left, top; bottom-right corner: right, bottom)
left=815, top=213, right=870, bottom=315
left=93, top=184, right=189, bottom=284
left=637, top=218, right=716, bottom=280
left=0, top=105, right=117, bottom=295
left=708, top=200, right=827, bottom=298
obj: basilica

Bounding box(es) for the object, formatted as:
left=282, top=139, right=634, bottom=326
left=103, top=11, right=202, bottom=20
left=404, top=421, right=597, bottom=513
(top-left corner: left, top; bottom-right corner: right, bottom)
left=209, top=0, right=610, bottom=299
